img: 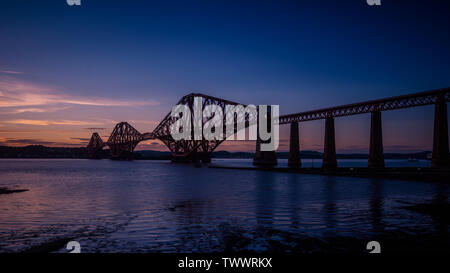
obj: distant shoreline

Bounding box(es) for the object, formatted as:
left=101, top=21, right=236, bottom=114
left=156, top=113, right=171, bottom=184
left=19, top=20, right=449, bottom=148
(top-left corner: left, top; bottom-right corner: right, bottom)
left=0, top=145, right=435, bottom=160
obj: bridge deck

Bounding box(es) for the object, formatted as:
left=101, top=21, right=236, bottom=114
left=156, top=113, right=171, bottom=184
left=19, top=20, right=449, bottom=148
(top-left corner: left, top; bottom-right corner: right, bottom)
left=279, top=87, right=450, bottom=124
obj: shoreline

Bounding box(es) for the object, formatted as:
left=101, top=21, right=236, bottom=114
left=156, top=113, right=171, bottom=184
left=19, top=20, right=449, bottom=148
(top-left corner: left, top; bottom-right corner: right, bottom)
left=209, top=165, right=450, bottom=183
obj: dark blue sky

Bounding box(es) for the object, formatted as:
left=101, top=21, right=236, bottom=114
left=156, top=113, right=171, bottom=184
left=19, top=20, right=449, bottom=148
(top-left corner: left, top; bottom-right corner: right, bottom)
left=0, top=0, right=449, bottom=152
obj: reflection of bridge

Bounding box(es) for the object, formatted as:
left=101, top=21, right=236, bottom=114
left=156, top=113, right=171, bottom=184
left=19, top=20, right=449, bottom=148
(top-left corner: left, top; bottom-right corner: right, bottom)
left=88, top=88, right=450, bottom=168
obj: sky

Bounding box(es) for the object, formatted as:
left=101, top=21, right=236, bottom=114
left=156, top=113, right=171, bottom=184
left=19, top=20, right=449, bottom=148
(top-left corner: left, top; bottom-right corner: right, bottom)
left=0, top=0, right=449, bottom=153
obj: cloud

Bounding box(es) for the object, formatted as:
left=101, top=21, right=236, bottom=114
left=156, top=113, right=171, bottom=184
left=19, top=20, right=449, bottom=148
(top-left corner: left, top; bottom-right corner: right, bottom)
left=4, top=119, right=102, bottom=126
left=0, top=76, right=159, bottom=108
left=0, top=130, right=35, bottom=133
left=2, top=106, right=71, bottom=114
left=0, top=70, right=23, bottom=74
left=84, top=127, right=107, bottom=130
left=71, top=137, right=90, bottom=141
left=128, top=120, right=160, bottom=125
left=137, top=141, right=168, bottom=151
left=0, top=138, right=57, bottom=146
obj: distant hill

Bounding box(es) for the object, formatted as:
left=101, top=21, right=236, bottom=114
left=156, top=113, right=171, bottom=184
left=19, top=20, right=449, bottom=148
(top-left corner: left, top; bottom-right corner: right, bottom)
left=0, top=145, right=92, bottom=158
left=133, top=150, right=171, bottom=160
left=211, top=150, right=323, bottom=159
left=0, top=145, right=433, bottom=160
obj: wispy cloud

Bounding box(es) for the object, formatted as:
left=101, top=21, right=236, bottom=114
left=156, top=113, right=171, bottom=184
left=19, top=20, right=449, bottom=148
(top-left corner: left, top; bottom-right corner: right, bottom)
left=128, top=120, right=160, bottom=125
left=0, top=138, right=58, bottom=146
left=84, top=127, right=107, bottom=130
left=137, top=141, right=167, bottom=151
left=0, top=76, right=159, bottom=108
left=0, top=70, right=23, bottom=75
left=71, top=137, right=90, bottom=141
left=2, top=106, right=72, bottom=114
left=4, top=119, right=102, bottom=126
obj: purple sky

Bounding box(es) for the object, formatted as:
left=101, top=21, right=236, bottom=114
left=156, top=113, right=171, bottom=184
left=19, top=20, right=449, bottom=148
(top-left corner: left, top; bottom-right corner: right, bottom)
left=0, top=0, right=449, bottom=153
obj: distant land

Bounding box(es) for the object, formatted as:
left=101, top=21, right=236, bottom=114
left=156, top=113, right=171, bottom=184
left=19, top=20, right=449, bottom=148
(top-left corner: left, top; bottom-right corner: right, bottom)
left=0, top=145, right=434, bottom=160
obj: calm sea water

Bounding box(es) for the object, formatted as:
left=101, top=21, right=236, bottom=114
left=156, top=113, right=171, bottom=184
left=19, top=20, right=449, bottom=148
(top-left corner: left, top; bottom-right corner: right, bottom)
left=0, top=158, right=448, bottom=253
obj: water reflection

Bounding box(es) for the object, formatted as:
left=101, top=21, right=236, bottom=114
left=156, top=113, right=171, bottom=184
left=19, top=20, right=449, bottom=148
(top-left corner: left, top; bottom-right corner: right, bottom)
left=0, top=159, right=448, bottom=252
left=323, top=177, right=337, bottom=237
left=171, top=199, right=209, bottom=251
left=288, top=174, right=301, bottom=230
left=432, top=183, right=448, bottom=204
left=431, top=183, right=449, bottom=238
left=255, top=171, right=275, bottom=229
left=369, top=179, right=385, bottom=233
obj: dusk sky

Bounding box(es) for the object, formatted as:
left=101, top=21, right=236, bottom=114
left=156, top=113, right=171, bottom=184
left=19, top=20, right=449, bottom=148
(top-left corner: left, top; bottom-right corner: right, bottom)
left=1, top=0, right=449, bottom=153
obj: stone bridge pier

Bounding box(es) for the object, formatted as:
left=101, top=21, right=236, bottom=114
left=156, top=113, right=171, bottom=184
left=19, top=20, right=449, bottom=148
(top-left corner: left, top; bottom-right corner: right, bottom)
left=253, top=106, right=277, bottom=167
left=288, top=122, right=301, bottom=168
left=431, top=95, right=449, bottom=168
left=368, top=111, right=384, bottom=168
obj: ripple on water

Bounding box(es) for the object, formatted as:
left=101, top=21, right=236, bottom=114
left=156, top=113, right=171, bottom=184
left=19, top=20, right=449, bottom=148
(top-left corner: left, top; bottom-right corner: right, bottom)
left=0, top=159, right=448, bottom=252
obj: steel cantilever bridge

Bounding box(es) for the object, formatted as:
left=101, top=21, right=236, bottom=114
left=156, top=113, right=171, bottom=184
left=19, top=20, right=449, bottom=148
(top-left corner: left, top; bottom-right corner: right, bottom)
left=88, top=93, right=254, bottom=162
left=88, top=87, right=450, bottom=168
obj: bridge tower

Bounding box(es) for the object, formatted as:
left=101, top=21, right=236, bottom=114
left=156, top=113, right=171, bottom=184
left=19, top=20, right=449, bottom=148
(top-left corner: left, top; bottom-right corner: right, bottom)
left=87, top=132, right=105, bottom=159
left=288, top=122, right=301, bottom=168
left=153, top=93, right=257, bottom=163
left=322, top=117, right=337, bottom=169
left=431, top=95, right=449, bottom=168
left=368, top=111, right=385, bottom=168
left=108, top=122, right=142, bottom=160
left=197, top=142, right=212, bottom=163
left=253, top=106, right=277, bottom=167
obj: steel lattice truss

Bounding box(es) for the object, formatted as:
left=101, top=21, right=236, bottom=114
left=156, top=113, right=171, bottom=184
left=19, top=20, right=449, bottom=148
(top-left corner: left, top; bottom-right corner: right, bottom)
left=87, top=94, right=256, bottom=159
left=87, top=132, right=105, bottom=158
left=87, top=122, right=155, bottom=159
left=106, top=122, right=143, bottom=158
left=152, top=93, right=257, bottom=159
left=278, top=88, right=450, bottom=124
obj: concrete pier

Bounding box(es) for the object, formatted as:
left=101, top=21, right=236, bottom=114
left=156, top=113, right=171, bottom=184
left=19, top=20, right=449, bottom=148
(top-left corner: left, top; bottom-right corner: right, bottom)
left=323, top=117, right=337, bottom=169
left=368, top=111, right=385, bottom=168
left=253, top=138, right=277, bottom=167
left=431, top=95, right=449, bottom=168
left=288, top=122, right=301, bottom=168
left=253, top=106, right=277, bottom=167
left=198, top=152, right=211, bottom=163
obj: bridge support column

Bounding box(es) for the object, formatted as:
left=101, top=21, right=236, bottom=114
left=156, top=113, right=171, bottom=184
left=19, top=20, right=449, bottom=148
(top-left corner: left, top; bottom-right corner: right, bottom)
left=288, top=122, right=301, bottom=168
left=323, top=117, right=337, bottom=169
left=431, top=96, right=449, bottom=168
left=368, top=111, right=384, bottom=168
left=253, top=106, right=277, bottom=167
left=110, top=147, right=134, bottom=160
left=198, top=152, right=211, bottom=163
left=253, top=138, right=277, bottom=167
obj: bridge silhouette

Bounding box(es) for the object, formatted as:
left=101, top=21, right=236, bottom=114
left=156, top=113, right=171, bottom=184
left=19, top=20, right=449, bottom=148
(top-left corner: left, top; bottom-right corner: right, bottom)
left=88, top=87, right=450, bottom=168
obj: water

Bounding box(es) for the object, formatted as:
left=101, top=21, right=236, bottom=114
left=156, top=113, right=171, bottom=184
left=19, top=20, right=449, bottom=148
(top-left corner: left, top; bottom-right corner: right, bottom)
left=0, top=159, right=447, bottom=253
left=214, top=158, right=432, bottom=168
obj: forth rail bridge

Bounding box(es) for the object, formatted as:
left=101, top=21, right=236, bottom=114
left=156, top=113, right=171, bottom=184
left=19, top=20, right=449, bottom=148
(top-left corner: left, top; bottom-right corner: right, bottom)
left=87, top=87, right=450, bottom=171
